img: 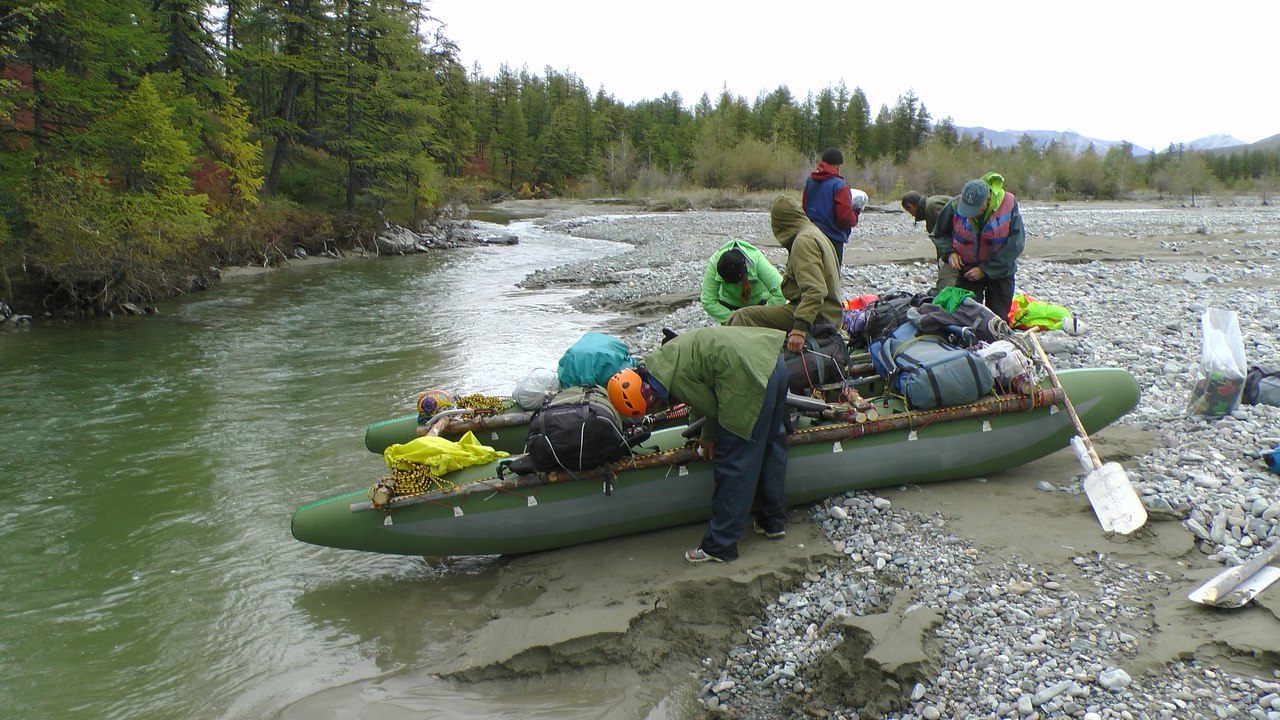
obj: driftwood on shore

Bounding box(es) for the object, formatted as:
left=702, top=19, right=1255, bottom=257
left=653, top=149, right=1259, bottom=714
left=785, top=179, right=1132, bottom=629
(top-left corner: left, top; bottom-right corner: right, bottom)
left=374, top=205, right=518, bottom=255
left=375, top=224, right=519, bottom=254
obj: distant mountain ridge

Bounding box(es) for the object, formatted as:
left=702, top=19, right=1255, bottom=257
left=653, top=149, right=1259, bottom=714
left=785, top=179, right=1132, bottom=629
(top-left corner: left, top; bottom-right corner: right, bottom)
left=952, top=126, right=1256, bottom=156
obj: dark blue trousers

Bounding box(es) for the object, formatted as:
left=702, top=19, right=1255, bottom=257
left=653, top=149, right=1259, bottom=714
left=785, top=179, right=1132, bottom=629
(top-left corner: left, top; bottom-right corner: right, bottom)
left=956, top=273, right=1015, bottom=326
left=699, top=358, right=789, bottom=560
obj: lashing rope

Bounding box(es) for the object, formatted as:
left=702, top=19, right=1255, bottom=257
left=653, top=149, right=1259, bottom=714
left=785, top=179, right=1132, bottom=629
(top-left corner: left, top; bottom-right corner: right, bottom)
left=798, top=342, right=849, bottom=396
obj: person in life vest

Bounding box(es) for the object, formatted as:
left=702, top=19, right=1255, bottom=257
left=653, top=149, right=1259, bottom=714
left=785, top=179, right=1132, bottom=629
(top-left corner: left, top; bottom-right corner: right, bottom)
left=700, top=240, right=786, bottom=325
left=606, top=326, right=790, bottom=563
left=802, top=148, right=863, bottom=265
left=727, top=195, right=845, bottom=354
left=901, top=190, right=959, bottom=291
left=930, top=173, right=1025, bottom=322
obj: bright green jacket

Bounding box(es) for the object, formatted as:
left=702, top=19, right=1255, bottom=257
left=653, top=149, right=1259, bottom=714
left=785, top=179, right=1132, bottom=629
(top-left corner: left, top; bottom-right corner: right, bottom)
left=1010, top=293, right=1074, bottom=330
left=384, top=431, right=510, bottom=474
left=644, top=326, right=787, bottom=441
left=700, top=239, right=786, bottom=324
left=770, top=195, right=844, bottom=333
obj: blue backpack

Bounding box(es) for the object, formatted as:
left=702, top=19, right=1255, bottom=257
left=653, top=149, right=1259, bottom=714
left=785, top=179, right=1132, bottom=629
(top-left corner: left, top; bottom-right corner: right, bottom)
left=1265, top=444, right=1280, bottom=474
left=557, top=333, right=636, bottom=388
left=870, top=325, right=994, bottom=410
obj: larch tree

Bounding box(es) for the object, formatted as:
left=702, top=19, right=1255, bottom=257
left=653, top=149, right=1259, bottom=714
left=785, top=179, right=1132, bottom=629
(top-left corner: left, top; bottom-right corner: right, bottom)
left=250, top=0, right=330, bottom=195
left=492, top=65, right=530, bottom=189
left=843, top=88, right=871, bottom=163
left=811, top=86, right=841, bottom=156
left=105, top=74, right=211, bottom=258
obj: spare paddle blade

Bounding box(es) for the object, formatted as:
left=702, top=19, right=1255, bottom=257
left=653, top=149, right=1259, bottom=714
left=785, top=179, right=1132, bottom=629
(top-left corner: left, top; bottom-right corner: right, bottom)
left=1189, top=567, right=1280, bottom=608
left=1189, top=543, right=1280, bottom=608
left=1082, top=462, right=1147, bottom=534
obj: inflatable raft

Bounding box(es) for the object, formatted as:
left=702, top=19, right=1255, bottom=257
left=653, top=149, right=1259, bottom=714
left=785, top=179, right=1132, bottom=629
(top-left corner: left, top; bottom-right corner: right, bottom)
left=294, top=368, right=1140, bottom=557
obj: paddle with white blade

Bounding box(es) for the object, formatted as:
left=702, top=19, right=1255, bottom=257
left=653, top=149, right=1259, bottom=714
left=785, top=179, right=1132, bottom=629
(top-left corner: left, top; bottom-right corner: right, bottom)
left=1189, top=542, right=1280, bottom=608
left=1027, top=332, right=1147, bottom=534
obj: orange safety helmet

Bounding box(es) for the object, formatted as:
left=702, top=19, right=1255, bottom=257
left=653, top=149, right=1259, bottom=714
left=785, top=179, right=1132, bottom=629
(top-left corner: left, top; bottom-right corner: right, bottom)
left=607, top=368, right=649, bottom=418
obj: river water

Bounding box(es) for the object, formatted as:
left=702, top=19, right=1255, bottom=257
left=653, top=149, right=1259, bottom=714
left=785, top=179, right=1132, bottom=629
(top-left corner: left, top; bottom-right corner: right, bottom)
left=0, top=216, right=644, bottom=719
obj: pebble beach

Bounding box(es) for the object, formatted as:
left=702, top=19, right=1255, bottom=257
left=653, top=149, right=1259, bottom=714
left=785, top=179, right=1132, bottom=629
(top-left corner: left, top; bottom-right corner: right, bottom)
left=507, top=199, right=1280, bottom=720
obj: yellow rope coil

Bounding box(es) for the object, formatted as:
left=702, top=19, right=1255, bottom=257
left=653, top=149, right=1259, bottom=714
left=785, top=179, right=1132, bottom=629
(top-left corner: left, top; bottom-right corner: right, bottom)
left=454, top=394, right=507, bottom=416
left=369, top=464, right=457, bottom=507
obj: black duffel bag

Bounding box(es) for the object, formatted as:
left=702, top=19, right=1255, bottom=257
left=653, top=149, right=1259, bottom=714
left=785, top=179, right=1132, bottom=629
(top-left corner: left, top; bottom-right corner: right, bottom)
left=785, top=322, right=850, bottom=394
left=858, top=291, right=931, bottom=348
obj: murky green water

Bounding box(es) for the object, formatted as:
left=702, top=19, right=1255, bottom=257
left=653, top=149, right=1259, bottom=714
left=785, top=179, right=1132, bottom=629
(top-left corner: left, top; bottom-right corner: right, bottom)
left=0, top=219, right=639, bottom=719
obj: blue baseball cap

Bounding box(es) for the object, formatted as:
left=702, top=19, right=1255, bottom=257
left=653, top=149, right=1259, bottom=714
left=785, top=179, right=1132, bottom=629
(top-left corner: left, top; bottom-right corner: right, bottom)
left=956, top=179, right=991, bottom=218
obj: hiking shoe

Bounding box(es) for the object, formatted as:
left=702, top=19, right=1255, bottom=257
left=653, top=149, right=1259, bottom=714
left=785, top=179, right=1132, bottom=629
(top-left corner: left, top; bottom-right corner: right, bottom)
left=753, top=522, right=786, bottom=540
left=684, top=548, right=725, bottom=564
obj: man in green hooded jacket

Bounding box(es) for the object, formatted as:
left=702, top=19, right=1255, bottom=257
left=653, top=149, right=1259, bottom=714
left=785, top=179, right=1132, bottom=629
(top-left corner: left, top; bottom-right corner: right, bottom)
left=728, top=195, right=844, bottom=354
left=605, top=326, right=790, bottom=563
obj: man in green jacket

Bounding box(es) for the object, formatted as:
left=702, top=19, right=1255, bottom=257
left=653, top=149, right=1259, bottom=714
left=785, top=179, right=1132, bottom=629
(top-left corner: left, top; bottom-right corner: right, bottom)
left=606, top=326, right=789, bottom=563
left=901, top=190, right=958, bottom=291
left=700, top=239, right=786, bottom=324
left=930, top=172, right=1025, bottom=322
left=728, top=195, right=844, bottom=354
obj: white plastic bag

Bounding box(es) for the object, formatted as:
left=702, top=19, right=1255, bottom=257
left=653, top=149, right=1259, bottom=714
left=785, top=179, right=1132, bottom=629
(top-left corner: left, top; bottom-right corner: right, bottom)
left=512, top=368, right=561, bottom=411
left=849, top=188, right=869, bottom=213
left=976, top=340, right=1033, bottom=393
left=1187, top=308, right=1247, bottom=416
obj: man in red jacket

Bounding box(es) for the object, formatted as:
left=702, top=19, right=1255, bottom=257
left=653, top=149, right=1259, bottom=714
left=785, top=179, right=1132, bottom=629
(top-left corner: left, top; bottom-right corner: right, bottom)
left=802, top=147, right=862, bottom=265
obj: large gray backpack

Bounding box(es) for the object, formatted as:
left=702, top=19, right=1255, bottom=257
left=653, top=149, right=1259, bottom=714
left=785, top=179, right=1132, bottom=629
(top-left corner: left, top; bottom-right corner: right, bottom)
left=520, top=385, right=630, bottom=473
left=872, top=331, right=995, bottom=410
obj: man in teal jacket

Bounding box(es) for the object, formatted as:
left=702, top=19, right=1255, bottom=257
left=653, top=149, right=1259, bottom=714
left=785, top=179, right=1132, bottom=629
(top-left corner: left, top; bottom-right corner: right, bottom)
left=930, top=172, right=1025, bottom=321
left=606, top=326, right=789, bottom=563
left=700, top=239, right=786, bottom=324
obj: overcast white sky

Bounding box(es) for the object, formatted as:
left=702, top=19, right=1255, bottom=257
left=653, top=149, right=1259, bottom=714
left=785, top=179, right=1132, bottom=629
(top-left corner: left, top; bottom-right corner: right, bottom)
left=431, top=0, right=1275, bottom=152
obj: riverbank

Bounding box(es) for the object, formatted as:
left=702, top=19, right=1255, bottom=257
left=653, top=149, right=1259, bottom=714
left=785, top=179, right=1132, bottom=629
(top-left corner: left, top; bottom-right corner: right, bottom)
left=461, top=198, right=1280, bottom=719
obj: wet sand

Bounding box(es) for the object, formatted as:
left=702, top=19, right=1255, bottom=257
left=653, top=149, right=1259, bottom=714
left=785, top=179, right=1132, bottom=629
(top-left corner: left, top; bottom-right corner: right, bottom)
left=405, top=433, right=1277, bottom=712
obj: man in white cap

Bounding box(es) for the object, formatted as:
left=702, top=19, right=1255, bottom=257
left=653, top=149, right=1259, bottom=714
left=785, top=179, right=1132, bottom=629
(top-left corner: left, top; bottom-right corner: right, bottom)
left=930, top=172, right=1025, bottom=322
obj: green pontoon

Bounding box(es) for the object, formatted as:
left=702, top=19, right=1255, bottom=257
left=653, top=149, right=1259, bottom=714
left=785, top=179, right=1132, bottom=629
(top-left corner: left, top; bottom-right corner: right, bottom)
left=294, top=367, right=1140, bottom=557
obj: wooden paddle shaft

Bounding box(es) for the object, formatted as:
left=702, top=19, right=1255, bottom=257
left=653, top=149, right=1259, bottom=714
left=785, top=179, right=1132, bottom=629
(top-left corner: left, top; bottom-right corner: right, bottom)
left=1028, top=332, right=1104, bottom=468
